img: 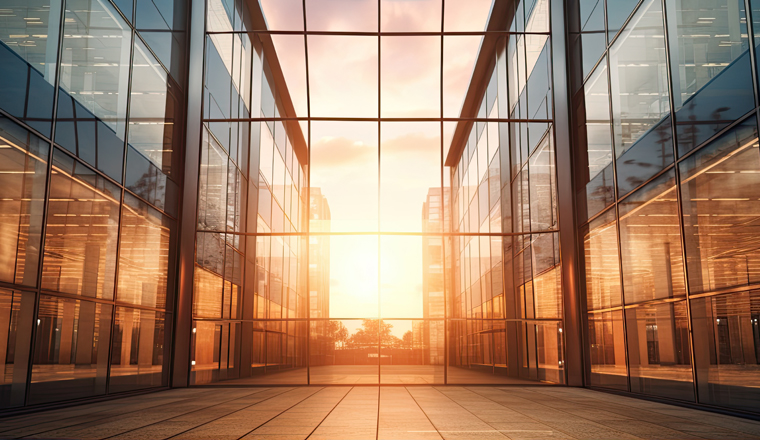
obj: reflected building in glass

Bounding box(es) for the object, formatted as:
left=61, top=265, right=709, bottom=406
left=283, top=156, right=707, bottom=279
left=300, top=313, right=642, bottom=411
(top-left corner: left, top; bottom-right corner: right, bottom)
left=1, top=0, right=760, bottom=419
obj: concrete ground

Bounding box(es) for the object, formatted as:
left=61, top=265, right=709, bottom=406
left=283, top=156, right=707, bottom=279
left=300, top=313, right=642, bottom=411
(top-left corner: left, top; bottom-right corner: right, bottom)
left=1, top=386, right=760, bottom=440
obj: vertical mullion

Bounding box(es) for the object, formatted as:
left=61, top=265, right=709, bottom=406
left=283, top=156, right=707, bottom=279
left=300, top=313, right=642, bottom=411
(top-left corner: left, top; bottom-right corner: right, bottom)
left=24, top=0, right=68, bottom=406
left=301, top=0, right=311, bottom=385
left=661, top=0, right=701, bottom=404
left=377, top=0, right=382, bottom=386
left=440, top=0, right=447, bottom=386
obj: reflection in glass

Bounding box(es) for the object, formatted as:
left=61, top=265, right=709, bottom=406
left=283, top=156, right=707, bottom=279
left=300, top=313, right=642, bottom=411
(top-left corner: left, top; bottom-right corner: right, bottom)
left=55, top=0, right=132, bottom=181
left=305, top=0, right=378, bottom=32
left=380, top=0, right=440, bottom=32
left=29, top=296, right=112, bottom=404
left=0, top=0, right=60, bottom=134
left=443, top=36, right=484, bottom=117
left=310, top=122, right=378, bottom=232
left=380, top=123, right=441, bottom=232
left=41, top=150, right=121, bottom=300
left=0, top=289, right=34, bottom=409
left=619, top=170, right=686, bottom=304
left=583, top=209, right=622, bottom=310
left=679, top=119, right=760, bottom=293
left=668, top=0, right=754, bottom=156
left=0, top=117, right=48, bottom=287
left=381, top=37, right=441, bottom=118
left=110, top=308, right=168, bottom=392
left=380, top=320, right=444, bottom=384
left=579, top=60, right=614, bottom=220
left=609, top=0, right=672, bottom=196
left=588, top=310, right=627, bottom=389
left=117, top=194, right=174, bottom=309
left=307, top=36, right=378, bottom=118
left=129, top=37, right=182, bottom=177
left=380, top=236, right=434, bottom=319
left=315, top=235, right=378, bottom=318
left=692, top=290, right=760, bottom=412
left=190, top=320, right=245, bottom=384
left=310, top=320, right=379, bottom=384
left=626, top=301, right=694, bottom=400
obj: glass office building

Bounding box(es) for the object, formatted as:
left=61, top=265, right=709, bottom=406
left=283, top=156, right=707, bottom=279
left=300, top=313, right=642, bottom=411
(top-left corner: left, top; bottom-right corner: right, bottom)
left=0, top=0, right=759, bottom=418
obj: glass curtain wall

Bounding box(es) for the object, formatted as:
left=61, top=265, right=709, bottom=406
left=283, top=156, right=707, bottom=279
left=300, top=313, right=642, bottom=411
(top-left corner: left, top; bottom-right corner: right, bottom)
left=448, top=0, right=564, bottom=384
left=0, top=0, right=186, bottom=408
left=194, top=0, right=565, bottom=385
left=571, top=0, right=760, bottom=413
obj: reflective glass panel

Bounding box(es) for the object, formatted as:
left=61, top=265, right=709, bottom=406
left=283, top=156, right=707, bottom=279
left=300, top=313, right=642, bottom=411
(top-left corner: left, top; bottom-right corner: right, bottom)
left=0, top=117, right=49, bottom=287
left=619, top=170, right=686, bottom=304
left=579, top=59, right=615, bottom=220
left=110, top=308, right=169, bottom=392
left=679, top=119, right=760, bottom=294
left=309, top=319, right=379, bottom=384
left=0, top=0, right=60, bottom=135
left=56, top=0, right=132, bottom=181
left=0, top=289, right=34, bottom=409
left=582, top=209, right=622, bottom=310
left=310, top=122, right=378, bottom=233
left=380, top=122, right=441, bottom=233
left=668, top=0, right=754, bottom=156
left=117, top=194, right=174, bottom=309
left=588, top=310, right=627, bottom=390
left=626, top=301, right=694, bottom=400
left=609, top=0, right=672, bottom=196
left=380, top=320, right=445, bottom=384
left=692, top=290, right=760, bottom=413
left=381, top=36, right=440, bottom=118
left=29, top=296, right=112, bottom=404
left=129, top=37, right=182, bottom=177
left=41, top=150, right=121, bottom=300
left=305, top=0, right=378, bottom=32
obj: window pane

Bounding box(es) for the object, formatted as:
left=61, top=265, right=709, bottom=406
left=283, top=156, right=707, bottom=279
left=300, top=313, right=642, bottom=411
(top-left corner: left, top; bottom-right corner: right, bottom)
left=692, top=290, right=760, bottom=412
left=0, top=0, right=60, bottom=135
left=609, top=0, right=672, bottom=196
left=381, top=36, right=440, bottom=118
left=380, top=320, right=444, bottom=384
left=310, top=122, right=378, bottom=233
left=41, top=150, right=121, bottom=300
left=317, top=236, right=378, bottom=319
left=536, top=321, right=564, bottom=384
left=607, top=0, right=639, bottom=41
left=117, top=194, right=174, bottom=309
left=129, top=37, right=182, bottom=178
left=679, top=119, right=760, bottom=293
left=380, top=236, right=436, bottom=319
left=29, top=296, right=112, bottom=404
left=307, top=36, right=378, bottom=118
left=380, top=123, right=441, bottom=232
left=669, top=0, right=754, bottom=156
left=626, top=301, right=694, bottom=401
left=588, top=310, right=627, bottom=390
left=55, top=0, right=132, bottom=181
left=583, top=209, right=622, bottom=310
left=0, top=289, right=35, bottom=409
left=380, top=0, right=441, bottom=32
left=306, top=0, right=378, bottom=32
left=619, top=170, right=686, bottom=304
left=198, top=128, right=228, bottom=232
left=309, top=319, right=379, bottom=384
left=578, top=59, right=615, bottom=221
left=110, top=308, right=169, bottom=392
left=232, top=320, right=307, bottom=385
left=528, top=135, right=557, bottom=232
left=0, top=117, right=49, bottom=287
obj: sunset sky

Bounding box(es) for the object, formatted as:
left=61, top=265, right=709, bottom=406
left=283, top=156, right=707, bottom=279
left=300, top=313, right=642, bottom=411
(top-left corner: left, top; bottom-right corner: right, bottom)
left=259, top=0, right=493, bottom=320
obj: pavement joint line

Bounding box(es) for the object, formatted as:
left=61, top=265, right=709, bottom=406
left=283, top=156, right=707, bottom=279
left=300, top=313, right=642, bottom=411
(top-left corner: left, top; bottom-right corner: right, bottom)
left=404, top=386, right=444, bottom=440
left=5, top=390, right=233, bottom=438
left=472, top=386, right=642, bottom=440
left=426, top=386, right=512, bottom=439
left=95, top=388, right=283, bottom=440
left=233, top=386, right=327, bottom=440
left=0, top=390, right=214, bottom=434
left=302, top=386, right=353, bottom=440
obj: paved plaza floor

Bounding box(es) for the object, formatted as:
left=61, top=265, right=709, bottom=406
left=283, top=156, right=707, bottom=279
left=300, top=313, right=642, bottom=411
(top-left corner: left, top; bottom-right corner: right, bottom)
left=1, top=386, right=760, bottom=440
